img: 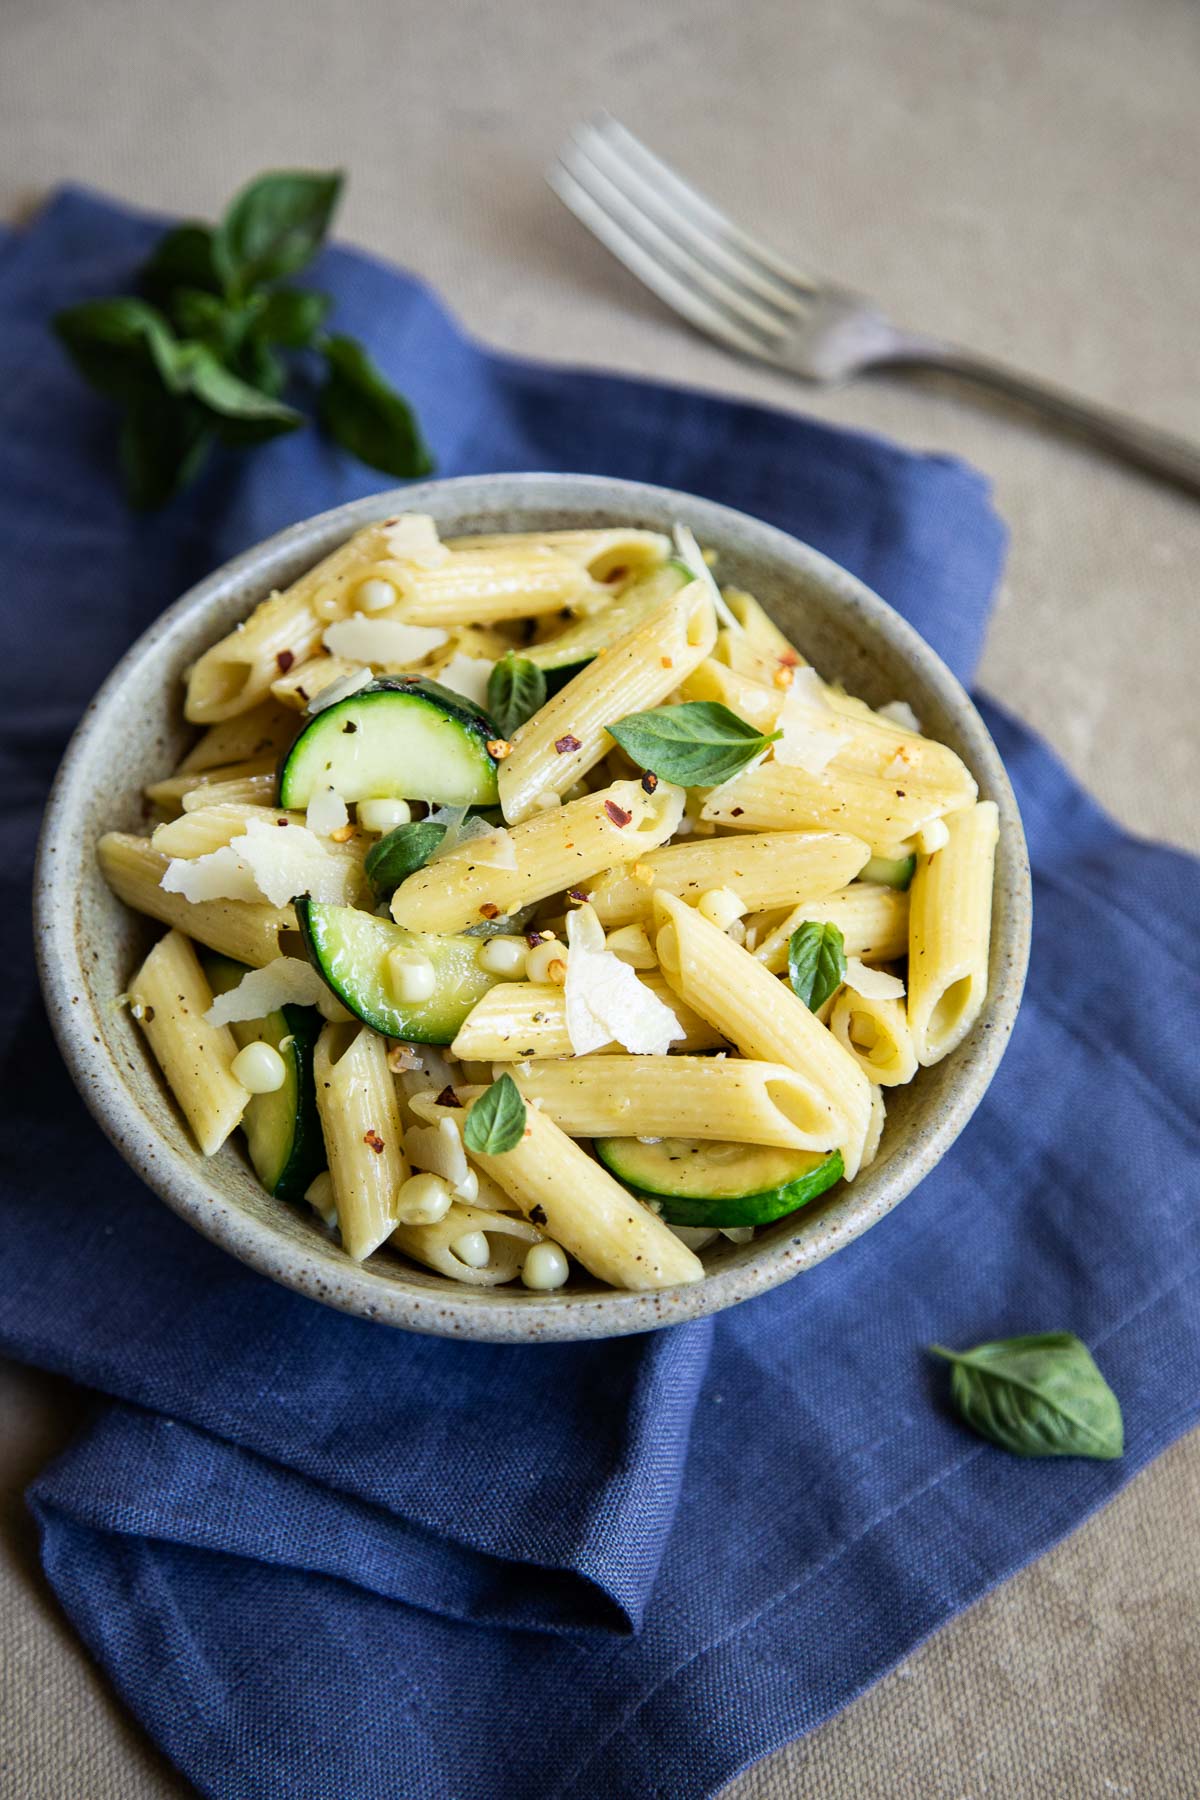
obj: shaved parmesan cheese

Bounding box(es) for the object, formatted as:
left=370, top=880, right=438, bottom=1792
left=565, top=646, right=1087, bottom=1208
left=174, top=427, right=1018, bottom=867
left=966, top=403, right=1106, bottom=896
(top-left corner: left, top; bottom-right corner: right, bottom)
left=323, top=615, right=448, bottom=664
left=434, top=652, right=494, bottom=708
left=205, top=957, right=349, bottom=1025
left=772, top=668, right=854, bottom=775
left=161, top=845, right=260, bottom=904
left=305, top=667, right=373, bottom=713
left=672, top=523, right=740, bottom=631
left=843, top=957, right=906, bottom=1000
left=564, top=905, right=681, bottom=1055
left=878, top=699, right=922, bottom=734
left=165, top=817, right=359, bottom=909
left=382, top=514, right=449, bottom=566
left=306, top=785, right=349, bottom=838
left=406, top=1115, right=472, bottom=1192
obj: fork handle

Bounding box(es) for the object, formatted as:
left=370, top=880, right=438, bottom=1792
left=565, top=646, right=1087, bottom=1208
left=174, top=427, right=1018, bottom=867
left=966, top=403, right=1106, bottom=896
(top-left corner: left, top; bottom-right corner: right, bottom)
left=888, top=336, right=1200, bottom=497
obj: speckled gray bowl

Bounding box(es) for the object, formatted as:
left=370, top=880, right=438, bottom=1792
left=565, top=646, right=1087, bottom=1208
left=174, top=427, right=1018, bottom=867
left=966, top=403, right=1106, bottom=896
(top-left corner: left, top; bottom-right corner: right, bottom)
left=35, top=474, right=1030, bottom=1341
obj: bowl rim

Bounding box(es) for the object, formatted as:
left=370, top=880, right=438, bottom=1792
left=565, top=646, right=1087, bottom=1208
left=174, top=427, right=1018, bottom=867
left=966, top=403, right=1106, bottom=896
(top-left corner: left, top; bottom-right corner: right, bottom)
left=35, top=472, right=1031, bottom=1342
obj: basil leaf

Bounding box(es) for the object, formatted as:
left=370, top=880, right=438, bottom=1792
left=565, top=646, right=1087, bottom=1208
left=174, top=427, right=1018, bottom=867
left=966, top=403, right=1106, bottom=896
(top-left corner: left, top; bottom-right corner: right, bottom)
left=787, top=921, right=846, bottom=1012
left=216, top=169, right=343, bottom=294
left=180, top=346, right=304, bottom=443
left=255, top=287, right=332, bottom=348
left=607, top=701, right=780, bottom=787
left=930, top=1334, right=1124, bottom=1460
left=318, top=335, right=435, bottom=478
left=463, top=1073, right=527, bottom=1155
left=487, top=655, right=547, bottom=739
left=140, top=223, right=223, bottom=303
left=118, top=391, right=213, bottom=510
left=53, top=298, right=181, bottom=403
left=364, top=821, right=447, bottom=900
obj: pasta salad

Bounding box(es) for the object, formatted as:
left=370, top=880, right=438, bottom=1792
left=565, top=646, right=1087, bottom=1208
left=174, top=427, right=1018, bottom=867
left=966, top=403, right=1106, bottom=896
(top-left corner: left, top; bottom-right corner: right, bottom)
left=99, top=516, right=998, bottom=1294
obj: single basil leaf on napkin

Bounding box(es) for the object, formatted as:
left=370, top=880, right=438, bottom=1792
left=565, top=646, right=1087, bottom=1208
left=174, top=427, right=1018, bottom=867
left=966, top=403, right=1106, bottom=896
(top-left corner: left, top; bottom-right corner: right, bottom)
left=365, top=821, right=448, bottom=900
left=215, top=169, right=343, bottom=295
left=607, top=701, right=780, bottom=786
left=787, top=921, right=847, bottom=1012
left=463, top=1075, right=526, bottom=1154
left=487, top=655, right=547, bottom=740
left=930, top=1333, right=1124, bottom=1460
left=319, top=334, right=435, bottom=479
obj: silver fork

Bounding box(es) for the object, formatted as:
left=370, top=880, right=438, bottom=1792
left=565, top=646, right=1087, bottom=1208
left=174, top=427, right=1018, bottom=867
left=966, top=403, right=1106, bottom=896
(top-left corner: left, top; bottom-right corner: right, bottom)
left=549, top=115, right=1200, bottom=497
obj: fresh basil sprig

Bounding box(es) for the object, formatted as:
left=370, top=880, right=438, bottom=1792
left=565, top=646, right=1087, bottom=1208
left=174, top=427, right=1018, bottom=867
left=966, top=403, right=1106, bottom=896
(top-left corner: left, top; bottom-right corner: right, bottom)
left=787, top=921, right=847, bottom=1012
left=931, top=1333, right=1124, bottom=1460
left=53, top=169, right=433, bottom=507
left=364, top=821, right=448, bottom=900
left=463, top=1074, right=527, bottom=1155
left=607, top=701, right=780, bottom=788
left=487, top=655, right=547, bottom=739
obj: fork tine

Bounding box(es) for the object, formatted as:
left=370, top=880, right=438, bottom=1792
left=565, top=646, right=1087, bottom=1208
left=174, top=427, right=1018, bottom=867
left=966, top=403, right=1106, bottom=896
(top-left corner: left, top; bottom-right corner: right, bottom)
left=556, top=138, right=790, bottom=347
left=547, top=157, right=779, bottom=361
left=591, top=114, right=818, bottom=302
left=574, top=122, right=807, bottom=327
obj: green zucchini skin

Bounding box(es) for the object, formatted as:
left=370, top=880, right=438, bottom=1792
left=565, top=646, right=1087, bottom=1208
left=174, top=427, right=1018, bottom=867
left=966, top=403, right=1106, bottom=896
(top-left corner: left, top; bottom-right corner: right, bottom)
left=277, top=677, right=499, bottom=811
left=593, top=1137, right=844, bottom=1228
left=296, top=897, right=517, bottom=1044
left=861, top=852, right=916, bottom=890
left=525, top=562, right=688, bottom=678
left=203, top=954, right=324, bottom=1203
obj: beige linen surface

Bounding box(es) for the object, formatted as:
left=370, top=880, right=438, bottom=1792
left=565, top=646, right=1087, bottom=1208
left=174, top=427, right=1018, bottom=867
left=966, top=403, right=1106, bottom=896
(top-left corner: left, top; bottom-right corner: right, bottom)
left=3, top=0, right=1199, bottom=1794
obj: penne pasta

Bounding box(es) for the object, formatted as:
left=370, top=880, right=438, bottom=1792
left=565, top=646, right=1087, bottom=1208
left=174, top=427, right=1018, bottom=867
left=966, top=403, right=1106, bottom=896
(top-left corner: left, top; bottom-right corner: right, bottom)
left=755, top=883, right=911, bottom=972
left=497, top=582, right=716, bottom=823
left=128, top=929, right=248, bottom=1156
left=373, top=544, right=596, bottom=625
left=389, top=778, right=685, bottom=934
left=178, top=699, right=297, bottom=773
left=701, top=759, right=962, bottom=854
left=313, top=1022, right=407, bottom=1260
left=587, top=830, right=869, bottom=928
left=98, top=834, right=296, bottom=966
left=830, top=990, right=918, bottom=1086
left=185, top=526, right=395, bottom=724
left=144, top=757, right=276, bottom=816
left=391, top=1201, right=541, bottom=1286
left=180, top=773, right=279, bottom=811
left=411, top=1091, right=703, bottom=1290
left=907, top=801, right=999, bottom=1066
left=724, top=588, right=803, bottom=662
left=445, top=527, right=670, bottom=584
left=449, top=972, right=724, bottom=1060
left=652, top=892, right=873, bottom=1176
left=510, top=1056, right=844, bottom=1152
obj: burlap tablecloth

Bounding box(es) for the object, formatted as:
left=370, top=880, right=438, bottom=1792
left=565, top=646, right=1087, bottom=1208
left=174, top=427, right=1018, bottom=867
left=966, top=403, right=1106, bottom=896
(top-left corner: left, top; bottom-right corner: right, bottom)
left=3, top=0, right=1197, bottom=1792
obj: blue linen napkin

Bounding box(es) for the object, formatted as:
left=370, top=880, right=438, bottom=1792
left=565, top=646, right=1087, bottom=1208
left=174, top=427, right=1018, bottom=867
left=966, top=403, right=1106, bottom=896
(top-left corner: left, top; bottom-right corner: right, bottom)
left=4, top=188, right=1199, bottom=1800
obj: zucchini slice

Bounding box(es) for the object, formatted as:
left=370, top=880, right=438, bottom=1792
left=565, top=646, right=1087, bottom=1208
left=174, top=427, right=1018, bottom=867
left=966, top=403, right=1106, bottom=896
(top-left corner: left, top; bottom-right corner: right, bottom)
left=593, top=1137, right=844, bottom=1228
left=203, top=954, right=324, bottom=1202
left=296, top=898, right=519, bottom=1043
left=861, top=852, right=916, bottom=890
left=277, top=677, right=499, bottom=811
left=525, top=562, right=688, bottom=683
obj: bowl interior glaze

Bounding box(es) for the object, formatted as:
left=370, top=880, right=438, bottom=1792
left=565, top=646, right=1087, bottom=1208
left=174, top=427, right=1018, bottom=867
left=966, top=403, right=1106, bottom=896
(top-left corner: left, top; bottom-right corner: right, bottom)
left=35, top=474, right=1030, bottom=1342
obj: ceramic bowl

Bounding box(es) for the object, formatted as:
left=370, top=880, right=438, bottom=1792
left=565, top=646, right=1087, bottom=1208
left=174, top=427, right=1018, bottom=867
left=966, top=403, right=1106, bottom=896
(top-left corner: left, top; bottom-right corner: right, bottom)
left=35, top=474, right=1030, bottom=1341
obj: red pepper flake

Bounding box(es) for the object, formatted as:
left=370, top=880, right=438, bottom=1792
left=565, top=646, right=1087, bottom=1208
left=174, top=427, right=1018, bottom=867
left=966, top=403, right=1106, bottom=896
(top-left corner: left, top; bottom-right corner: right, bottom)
left=779, top=649, right=799, bottom=667
left=895, top=789, right=907, bottom=798
left=660, top=656, right=673, bottom=669
left=434, top=1084, right=463, bottom=1108
left=604, top=799, right=633, bottom=827
left=275, top=649, right=295, bottom=673
left=479, top=902, right=500, bottom=919
left=275, top=818, right=289, bottom=827
left=566, top=886, right=589, bottom=903
left=603, top=565, right=627, bottom=585
left=363, top=1129, right=385, bottom=1154
left=486, top=738, right=512, bottom=760
left=640, top=771, right=659, bottom=794
left=530, top=1203, right=548, bottom=1226
left=731, top=806, right=744, bottom=817
left=554, top=734, right=582, bottom=754
left=526, top=929, right=548, bottom=948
